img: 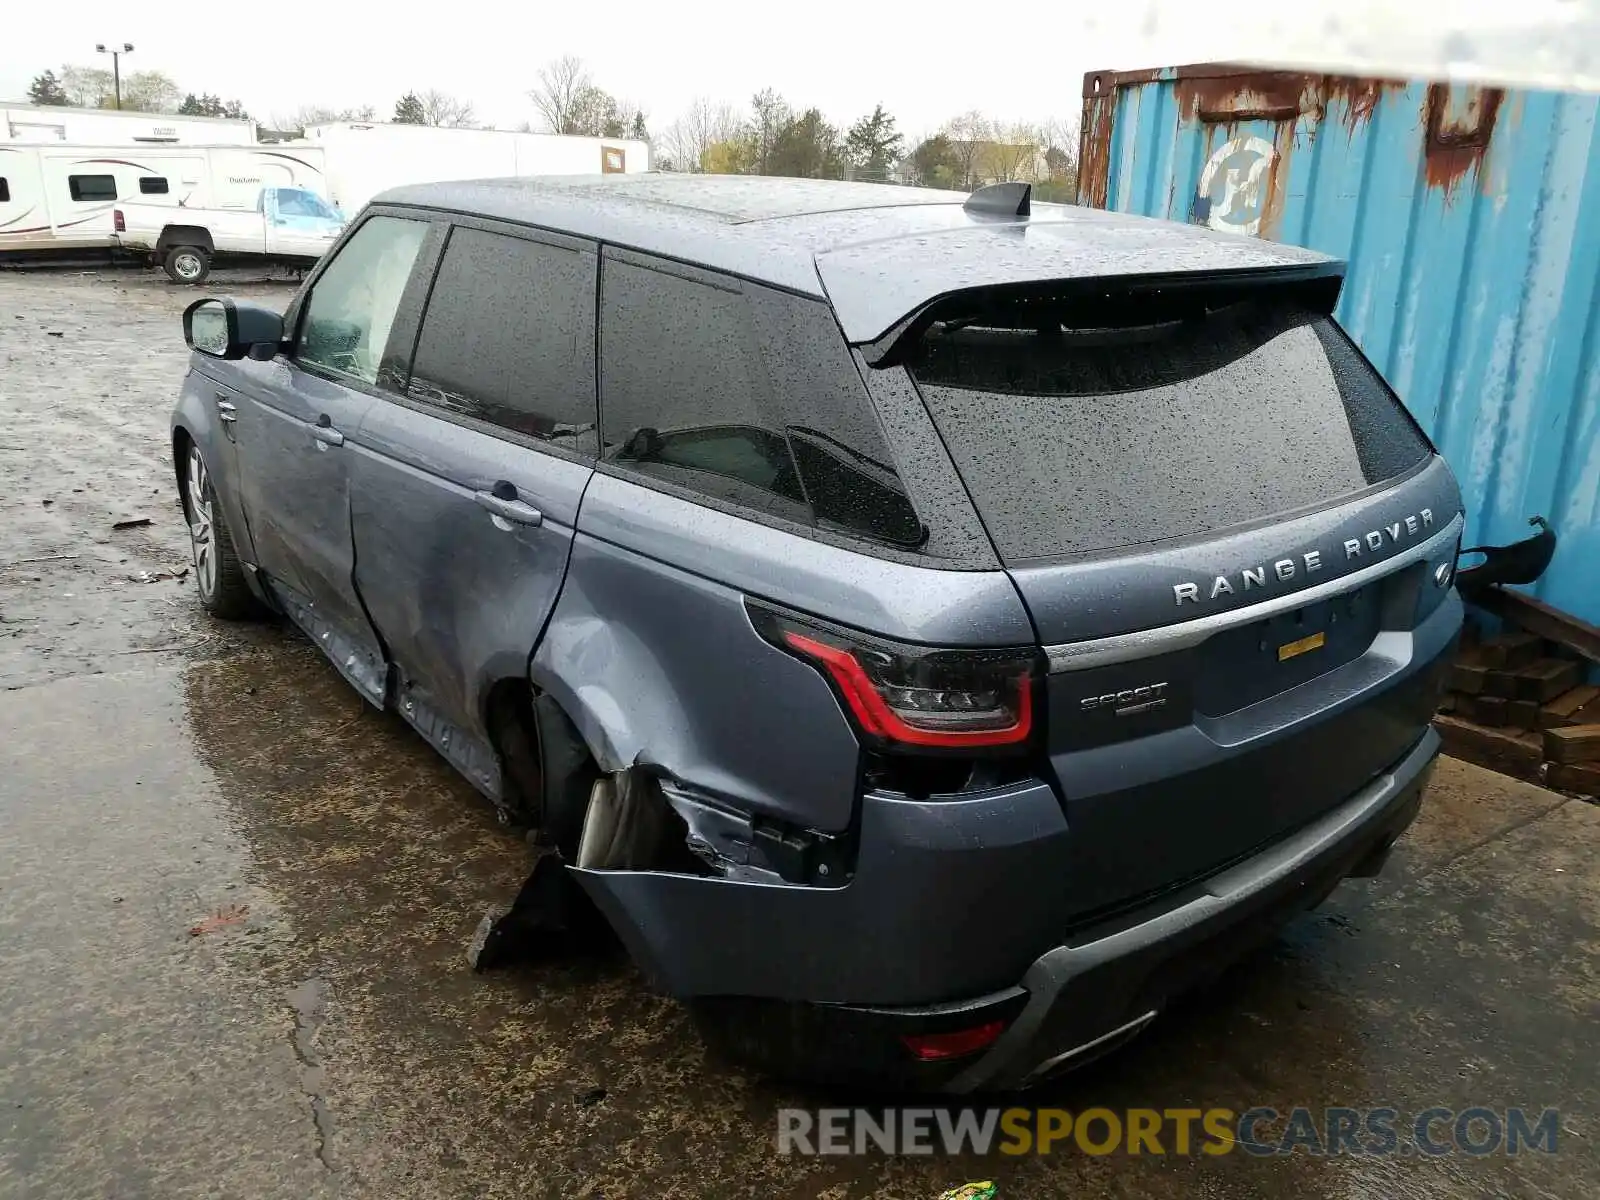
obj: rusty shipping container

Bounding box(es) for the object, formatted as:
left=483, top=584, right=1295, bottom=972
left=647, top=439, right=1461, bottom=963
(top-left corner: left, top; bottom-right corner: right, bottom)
left=1078, top=63, right=1600, bottom=624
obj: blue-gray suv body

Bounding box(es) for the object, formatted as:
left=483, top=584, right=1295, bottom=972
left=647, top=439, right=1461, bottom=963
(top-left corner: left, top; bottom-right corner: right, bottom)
left=172, top=174, right=1463, bottom=1091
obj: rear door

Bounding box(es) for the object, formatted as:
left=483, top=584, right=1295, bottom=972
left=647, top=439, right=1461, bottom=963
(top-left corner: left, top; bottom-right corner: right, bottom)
left=346, top=219, right=597, bottom=784
left=897, top=282, right=1463, bottom=914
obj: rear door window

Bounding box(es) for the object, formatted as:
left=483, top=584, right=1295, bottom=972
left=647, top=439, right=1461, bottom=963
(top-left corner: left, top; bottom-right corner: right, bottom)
left=68, top=174, right=117, bottom=201
left=599, top=253, right=921, bottom=545
left=407, top=225, right=597, bottom=453
left=906, top=295, right=1430, bottom=561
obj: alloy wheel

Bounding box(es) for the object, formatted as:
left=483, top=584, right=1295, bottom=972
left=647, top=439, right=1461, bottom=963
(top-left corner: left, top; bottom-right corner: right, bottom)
left=187, top=446, right=216, bottom=601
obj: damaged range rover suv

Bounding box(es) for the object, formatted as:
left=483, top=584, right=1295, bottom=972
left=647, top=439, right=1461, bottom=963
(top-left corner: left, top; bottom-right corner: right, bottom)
left=173, top=174, right=1462, bottom=1091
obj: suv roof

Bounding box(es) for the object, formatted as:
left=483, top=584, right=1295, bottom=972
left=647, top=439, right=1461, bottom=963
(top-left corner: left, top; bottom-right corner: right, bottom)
left=374, top=174, right=1339, bottom=344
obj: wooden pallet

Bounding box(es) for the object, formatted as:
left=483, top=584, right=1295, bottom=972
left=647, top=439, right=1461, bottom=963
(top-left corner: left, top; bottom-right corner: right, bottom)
left=1435, top=594, right=1600, bottom=797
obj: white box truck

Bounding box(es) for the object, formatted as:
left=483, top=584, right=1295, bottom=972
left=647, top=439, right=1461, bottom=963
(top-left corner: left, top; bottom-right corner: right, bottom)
left=303, top=122, right=650, bottom=214
left=0, top=143, right=329, bottom=253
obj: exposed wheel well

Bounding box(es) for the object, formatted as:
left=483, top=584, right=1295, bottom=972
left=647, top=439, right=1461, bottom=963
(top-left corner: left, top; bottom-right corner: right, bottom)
left=484, top=679, right=602, bottom=853
left=158, top=226, right=215, bottom=254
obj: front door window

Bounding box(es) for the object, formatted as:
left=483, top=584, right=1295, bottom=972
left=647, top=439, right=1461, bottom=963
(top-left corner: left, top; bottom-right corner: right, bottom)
left=296, top=215, right=428, bottom=385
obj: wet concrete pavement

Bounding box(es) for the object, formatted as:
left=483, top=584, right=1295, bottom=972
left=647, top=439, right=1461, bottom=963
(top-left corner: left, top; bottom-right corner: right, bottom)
left=1, top=272, right=1597, bottom=1198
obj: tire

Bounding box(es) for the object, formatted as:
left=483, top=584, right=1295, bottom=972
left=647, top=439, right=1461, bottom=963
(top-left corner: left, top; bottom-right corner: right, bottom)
left=164, top=244, right=211, bottom=285
left=183, top=442, right=258, bottom=619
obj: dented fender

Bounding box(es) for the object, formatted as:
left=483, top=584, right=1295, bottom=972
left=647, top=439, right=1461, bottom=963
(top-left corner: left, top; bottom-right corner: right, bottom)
left=530, top=531, right=864, bottom=833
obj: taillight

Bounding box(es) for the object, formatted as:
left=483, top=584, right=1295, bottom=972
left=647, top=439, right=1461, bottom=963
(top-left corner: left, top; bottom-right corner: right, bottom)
left=748, top=602, right=1040, bottom=751
left=113, top=209, right=125, bottom=233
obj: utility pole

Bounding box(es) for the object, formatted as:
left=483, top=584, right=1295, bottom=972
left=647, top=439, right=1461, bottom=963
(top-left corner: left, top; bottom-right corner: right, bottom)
left=94, top=42, right=134, bottom=110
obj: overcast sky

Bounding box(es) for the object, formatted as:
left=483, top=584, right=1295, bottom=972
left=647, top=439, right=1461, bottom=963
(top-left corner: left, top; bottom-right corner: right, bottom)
left=4, top=2, right=1597, bottom=137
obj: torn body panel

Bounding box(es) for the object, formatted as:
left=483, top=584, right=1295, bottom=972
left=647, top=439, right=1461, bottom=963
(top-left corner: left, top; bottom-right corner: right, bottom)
left=529, top=523, right=863, bottom=833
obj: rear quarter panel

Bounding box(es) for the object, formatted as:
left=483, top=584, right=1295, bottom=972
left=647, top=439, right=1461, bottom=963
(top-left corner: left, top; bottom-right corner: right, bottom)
left=535, top=472, right=1035, bottom=832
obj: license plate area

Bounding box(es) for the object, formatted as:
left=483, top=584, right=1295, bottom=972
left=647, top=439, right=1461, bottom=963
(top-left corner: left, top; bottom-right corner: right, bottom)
left=1192, top=586, right=1381, bottom=716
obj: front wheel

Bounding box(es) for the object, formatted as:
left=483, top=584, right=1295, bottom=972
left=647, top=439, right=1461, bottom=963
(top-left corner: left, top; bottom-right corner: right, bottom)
left=164, top=244, right=211, bottom=285
left=184, top=443, right=257, bottom=619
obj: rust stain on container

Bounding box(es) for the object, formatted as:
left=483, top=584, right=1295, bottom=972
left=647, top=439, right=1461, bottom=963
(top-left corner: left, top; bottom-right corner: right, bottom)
left=1177, top=71, right=1310, bottom=124
left=1078, top=73, right=1115, bottom=209
left=1424, top=83, right=1504, bottom=197
left=1324, top=75, right=1399, bottom=135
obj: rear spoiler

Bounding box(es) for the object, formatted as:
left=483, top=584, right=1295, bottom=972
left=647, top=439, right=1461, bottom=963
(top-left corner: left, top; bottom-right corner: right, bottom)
left=855, top=263, right=1347, bottom=367
left=812, top=205, right=1343, bottom=357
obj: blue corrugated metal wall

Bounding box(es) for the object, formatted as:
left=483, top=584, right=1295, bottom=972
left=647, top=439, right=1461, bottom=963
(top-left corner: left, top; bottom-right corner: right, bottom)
left=1079, top=66, right=1600, bottom=624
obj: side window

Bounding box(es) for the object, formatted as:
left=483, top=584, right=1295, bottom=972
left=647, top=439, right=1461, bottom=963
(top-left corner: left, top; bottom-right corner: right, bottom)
left=277, top=189, right=337, bottom=219
left=296, top=215, right=429, bottom=385
left=599, top=254, right=922, bottom=546
left=68, top=174, right=117, bottom=202
left=138, top=177, right=169, bottom=195
left=744, top=289, right=922, bottom=546
left=407, top=226, right=597, bottom=453
left=0, top=179, right=10, bottom=203
left=599, top=258, right=808, bottom=522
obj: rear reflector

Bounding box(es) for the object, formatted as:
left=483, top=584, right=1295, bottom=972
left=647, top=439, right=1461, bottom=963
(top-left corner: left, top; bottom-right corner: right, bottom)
left=901, top=1020, right=1007, bottom=1062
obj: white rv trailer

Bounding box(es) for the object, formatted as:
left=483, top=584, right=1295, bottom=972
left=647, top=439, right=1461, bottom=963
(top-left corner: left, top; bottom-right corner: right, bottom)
left=1, top=101, right=257, bottom=146
left=0, top=143, right=328, bottom=252
left=302, top=122, right=651, bottom=214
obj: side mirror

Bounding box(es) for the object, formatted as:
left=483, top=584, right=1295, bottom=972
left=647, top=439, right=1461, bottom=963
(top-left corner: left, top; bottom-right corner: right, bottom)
left=183, top=297, right=284, bottom=361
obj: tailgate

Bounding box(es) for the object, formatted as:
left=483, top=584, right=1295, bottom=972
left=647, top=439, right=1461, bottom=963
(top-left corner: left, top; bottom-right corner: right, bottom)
left=896, top=280, right=1464, bottom=916
left=1028, top=464, right=1461, bottom=915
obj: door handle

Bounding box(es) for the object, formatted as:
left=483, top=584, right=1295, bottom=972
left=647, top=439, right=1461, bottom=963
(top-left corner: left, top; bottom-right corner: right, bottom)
left=311, top=415, right=344, bottom=447
left=474, top=490, right=543, bottom=527
left=214, top=392, right=237, bottom=423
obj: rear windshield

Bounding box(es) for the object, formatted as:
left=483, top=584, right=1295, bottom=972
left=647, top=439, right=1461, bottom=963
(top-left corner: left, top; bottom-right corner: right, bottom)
left=906, top=297, right=1430, bottom=561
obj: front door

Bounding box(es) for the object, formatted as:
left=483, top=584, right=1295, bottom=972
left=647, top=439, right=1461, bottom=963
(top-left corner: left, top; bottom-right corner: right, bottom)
left=231, top=211, right=436, bottom=703
left=346, top=221, right=598, bottom=783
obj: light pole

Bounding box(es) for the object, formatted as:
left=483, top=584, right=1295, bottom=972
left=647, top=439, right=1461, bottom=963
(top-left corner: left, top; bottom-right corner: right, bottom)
left=94, top=43, right=134, bottom=110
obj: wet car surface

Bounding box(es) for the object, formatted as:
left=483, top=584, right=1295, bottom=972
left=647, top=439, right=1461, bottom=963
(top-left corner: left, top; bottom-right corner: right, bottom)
left=1, top=271, right=1596, bottom=1198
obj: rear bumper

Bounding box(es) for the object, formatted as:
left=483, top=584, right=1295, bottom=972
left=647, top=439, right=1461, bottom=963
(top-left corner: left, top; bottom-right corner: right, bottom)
left=941, top=728, right=1435, bottom=1092
left=691, top=729, right=1435, bottom=1092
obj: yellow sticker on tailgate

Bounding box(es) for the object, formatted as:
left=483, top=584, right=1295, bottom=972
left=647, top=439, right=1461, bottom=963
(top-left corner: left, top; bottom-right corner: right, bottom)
left=1278, top=630, right=1327, bottom=661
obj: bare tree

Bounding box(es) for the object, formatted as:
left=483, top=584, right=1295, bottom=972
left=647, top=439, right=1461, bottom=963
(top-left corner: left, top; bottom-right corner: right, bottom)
left=612, top=99, right=648, bottom=141
left=1036, top=115, right=1079, bottom=198
left=418, top=89, right=476, bottom=128
left=660, top=97, right=745, bottom=173
left=982, top=121, right=1042, bottom=183
left=749, top=89, right=791, bottom=175
left=528, top=55, right=590, bottom=134
left=1039, top=115, right=1078, bottom=166
left=269, top=104, right=377, bottom=132
left=121, top=70, right=181, bottom=114
left=942, top=110, right=993, bottom=188
left=59, top=64, right=113, bottom=108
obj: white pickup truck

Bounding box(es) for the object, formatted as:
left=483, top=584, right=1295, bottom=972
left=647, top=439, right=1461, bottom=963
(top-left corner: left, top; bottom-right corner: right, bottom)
left=113, top=185, right=347, bottom=284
